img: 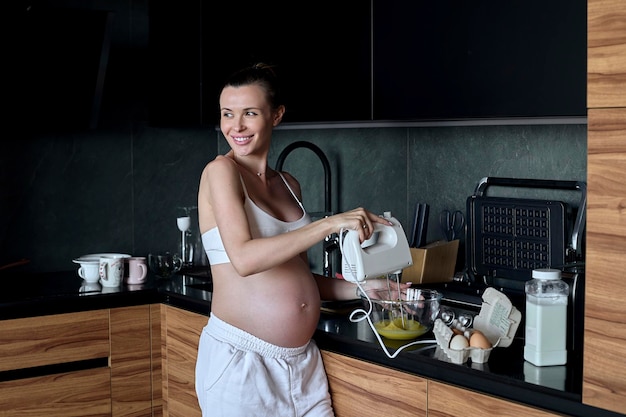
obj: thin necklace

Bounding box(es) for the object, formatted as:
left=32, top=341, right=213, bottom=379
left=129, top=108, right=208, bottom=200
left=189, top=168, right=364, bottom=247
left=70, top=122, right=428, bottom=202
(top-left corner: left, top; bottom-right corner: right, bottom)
left=233, top=156, right=267, bottom=178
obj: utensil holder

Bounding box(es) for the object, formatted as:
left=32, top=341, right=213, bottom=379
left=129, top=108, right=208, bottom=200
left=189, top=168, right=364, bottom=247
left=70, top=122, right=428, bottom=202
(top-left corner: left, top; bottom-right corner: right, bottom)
left=401, top=240, right=459, bottom=284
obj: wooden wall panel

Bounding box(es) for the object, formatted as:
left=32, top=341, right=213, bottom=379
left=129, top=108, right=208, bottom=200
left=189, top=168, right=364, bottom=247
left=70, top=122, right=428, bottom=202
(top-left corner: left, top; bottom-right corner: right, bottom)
left=584, top=108, right=626, bottom=414
left=588, top=0, right=626, bottom=108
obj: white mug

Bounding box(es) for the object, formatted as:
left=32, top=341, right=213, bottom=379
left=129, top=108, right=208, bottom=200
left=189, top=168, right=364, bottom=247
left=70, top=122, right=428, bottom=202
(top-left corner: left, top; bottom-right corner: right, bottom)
left=127, top=257, right=148, bottom=284
left=78, top=261, right=100, bottom=283
left=99, top=256, right=125, bottom=287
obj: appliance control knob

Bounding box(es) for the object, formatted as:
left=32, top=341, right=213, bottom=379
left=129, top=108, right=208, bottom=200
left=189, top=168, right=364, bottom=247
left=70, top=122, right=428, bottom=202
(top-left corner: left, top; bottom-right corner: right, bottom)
left=440, top=309, right=455, bottom=325
left=458, top=313, right=474, bottom=328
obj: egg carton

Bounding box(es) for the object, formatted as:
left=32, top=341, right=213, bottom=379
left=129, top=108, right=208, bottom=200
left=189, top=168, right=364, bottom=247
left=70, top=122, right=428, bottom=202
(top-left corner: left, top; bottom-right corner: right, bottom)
left=433, top=287, right=522, bottom=364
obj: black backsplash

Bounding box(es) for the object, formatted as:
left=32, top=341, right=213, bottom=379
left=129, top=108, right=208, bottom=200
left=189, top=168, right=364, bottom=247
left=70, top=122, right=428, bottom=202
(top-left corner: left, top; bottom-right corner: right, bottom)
left=0, top=122, right=586, bottom=275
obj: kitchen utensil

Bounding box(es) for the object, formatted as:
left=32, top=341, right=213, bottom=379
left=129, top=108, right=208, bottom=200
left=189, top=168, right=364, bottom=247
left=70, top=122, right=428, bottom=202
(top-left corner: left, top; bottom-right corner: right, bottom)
left=409, top=202, right=429, bottom=247
left=126, top=257, right=148, bottom=284
left=439, top=209, right=464, bottom=241
left=340, top=213, right=413, bottom=283
left=364, top=287, right=442, bottom=340
left=77, top=259, right=100, bottom=283
left=74, top=253, right=131, bottom=263
left=177, top=216, right=192, bottom=267
left=99, top=256, right=125, bottom=287
left=148, top=252, right=182, bottom=278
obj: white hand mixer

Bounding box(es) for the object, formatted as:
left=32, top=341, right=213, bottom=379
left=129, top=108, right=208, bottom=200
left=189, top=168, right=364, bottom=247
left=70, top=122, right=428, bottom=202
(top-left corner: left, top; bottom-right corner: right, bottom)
left=339, top=212, right=437, bottom=358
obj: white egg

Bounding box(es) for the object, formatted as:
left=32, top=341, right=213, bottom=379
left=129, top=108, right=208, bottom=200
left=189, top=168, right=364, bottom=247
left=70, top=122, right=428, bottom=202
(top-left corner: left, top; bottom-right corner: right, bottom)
left=449, top=334, right=470, bottom=350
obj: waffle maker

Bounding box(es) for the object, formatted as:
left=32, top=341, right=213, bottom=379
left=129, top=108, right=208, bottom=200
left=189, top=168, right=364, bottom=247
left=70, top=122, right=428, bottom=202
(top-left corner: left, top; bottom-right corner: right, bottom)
left=466, top=177, right=586, bottom=291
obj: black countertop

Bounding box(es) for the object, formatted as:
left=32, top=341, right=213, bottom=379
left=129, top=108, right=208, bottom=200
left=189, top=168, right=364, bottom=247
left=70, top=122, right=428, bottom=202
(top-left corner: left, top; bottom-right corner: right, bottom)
left=0, top=269, right=621, bottom=417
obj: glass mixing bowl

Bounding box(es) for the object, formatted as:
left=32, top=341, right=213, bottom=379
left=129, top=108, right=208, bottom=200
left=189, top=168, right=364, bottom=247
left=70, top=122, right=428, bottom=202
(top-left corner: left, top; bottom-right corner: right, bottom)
left=364, top=288, right=442, bottom=340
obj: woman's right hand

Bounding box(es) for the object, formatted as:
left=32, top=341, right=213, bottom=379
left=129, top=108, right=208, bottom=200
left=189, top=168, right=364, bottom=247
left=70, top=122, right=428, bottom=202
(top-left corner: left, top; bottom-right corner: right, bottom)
left=327, top=208, right=393, bottom=242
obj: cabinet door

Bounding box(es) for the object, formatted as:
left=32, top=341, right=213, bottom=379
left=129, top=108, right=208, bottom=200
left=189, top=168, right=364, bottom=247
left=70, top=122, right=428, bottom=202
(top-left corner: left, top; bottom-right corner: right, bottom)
left=588, top=0, right=626, bottom=108
left=110, top=305, right=153, bottom=417
left=427, top=380, right=560, bottom=417
left=149, top=0, right=203, bottom=127
left=201, top=1, right=371, bottom=125
left=162, top=305, right=207, bottom=417
left=373, top=0, right=586, bottom=120
left=584, top=108, right=626, bottom=415
left=321, top=350, right=427, bottom=417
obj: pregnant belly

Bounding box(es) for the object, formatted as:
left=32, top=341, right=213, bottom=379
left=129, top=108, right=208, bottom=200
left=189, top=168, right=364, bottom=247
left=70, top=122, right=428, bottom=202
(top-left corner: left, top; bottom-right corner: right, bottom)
left=210, top=259, right=322, bottom=347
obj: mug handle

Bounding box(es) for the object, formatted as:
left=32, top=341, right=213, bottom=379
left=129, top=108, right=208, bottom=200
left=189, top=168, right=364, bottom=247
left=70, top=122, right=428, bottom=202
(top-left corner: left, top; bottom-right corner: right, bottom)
left=78, top=267, right=86, bottom=279
left=99, top=262, right=108, bottom=282
left=139, top=263, right=148, bottom=279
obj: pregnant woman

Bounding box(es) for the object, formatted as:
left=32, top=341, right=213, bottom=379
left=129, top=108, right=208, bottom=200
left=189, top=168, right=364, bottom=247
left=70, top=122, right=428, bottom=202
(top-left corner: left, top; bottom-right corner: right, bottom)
left=195, top=63, right=408, bottom=417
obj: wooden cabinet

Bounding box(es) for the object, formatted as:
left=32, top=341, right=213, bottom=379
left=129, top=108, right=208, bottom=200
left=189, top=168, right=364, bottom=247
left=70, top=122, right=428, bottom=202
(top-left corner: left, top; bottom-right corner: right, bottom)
left=321, top=351, right=427, bottom=417
left=0, top=310, right=111, bottom=416
left=584, top=1, right=626, bottom=415
left=159, top=305, right=207, bottom=417
left=427, top=380, right=560, bottom=417
left=0, top=307, right=158, bottom=417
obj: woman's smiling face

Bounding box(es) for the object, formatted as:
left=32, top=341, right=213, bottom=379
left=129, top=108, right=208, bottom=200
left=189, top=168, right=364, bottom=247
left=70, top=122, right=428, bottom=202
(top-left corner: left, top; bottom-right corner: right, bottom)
left=219, top=84, right=283, bottom=155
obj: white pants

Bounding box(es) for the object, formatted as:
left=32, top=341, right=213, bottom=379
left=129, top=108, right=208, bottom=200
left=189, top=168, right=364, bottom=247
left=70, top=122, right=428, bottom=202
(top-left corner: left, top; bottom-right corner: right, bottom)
left=195, top=314, right=334, bottom=417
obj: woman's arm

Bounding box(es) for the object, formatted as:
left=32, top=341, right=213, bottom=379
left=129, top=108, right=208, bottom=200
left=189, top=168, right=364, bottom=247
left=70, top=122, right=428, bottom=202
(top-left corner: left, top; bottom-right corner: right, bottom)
left=314, top=273, right=412, bottom=301
left=202, top=157, right=392, bottom=277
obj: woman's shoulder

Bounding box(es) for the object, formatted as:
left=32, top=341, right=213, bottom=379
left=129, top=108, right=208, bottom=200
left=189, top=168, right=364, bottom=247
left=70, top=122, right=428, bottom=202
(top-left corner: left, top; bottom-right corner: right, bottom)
left=205, top=154, right=237, bottom=173
left=201, top=155, right=238, bottom=183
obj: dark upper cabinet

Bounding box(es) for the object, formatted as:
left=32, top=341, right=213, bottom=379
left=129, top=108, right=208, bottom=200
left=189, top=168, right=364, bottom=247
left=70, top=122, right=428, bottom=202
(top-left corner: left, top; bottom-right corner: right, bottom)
left=201, top=2, right=371, bottom=125
left=149, top=1, right=371, bottom=127
left=12, top=5, right=115, bottom=134
left=149, top=0, right=203, bottom=127
left=373, top=0, right=587, bottom=121
left=150, top=0, right=586, bottom=127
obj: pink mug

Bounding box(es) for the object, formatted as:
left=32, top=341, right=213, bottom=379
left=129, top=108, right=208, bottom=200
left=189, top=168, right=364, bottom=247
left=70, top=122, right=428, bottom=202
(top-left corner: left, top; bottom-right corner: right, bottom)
left=126, top=257, right=148, bottom=284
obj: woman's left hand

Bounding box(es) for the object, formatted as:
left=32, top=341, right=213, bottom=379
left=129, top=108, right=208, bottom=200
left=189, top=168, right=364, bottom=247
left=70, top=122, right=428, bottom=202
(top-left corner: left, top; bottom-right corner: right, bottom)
left=361, top=276, right=412, bottom=300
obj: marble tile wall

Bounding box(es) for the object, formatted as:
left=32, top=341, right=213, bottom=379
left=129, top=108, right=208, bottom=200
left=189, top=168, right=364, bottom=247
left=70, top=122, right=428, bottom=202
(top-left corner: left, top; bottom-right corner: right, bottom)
left=1, top=122, right=586, bottom=274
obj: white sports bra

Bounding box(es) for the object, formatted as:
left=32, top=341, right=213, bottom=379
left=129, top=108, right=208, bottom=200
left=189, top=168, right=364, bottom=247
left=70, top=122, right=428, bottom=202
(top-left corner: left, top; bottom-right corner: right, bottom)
left=202, top=172, right=312, bottom=265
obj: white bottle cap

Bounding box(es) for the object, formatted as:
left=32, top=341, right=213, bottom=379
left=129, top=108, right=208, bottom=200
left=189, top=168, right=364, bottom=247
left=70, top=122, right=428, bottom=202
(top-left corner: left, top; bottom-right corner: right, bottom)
left=532, top=268, right=561, bottom=280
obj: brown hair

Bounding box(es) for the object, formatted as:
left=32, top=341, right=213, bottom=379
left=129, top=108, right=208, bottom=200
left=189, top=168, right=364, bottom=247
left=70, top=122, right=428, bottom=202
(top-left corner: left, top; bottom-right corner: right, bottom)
left=223, top=63, right=283, bottom=109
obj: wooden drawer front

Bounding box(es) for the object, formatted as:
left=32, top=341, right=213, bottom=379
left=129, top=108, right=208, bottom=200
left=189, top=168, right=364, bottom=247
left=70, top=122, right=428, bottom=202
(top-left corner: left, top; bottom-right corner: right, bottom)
left=0, top=310, right=110, bottom=372
left=0, top=367, right=111, bottom=416
left=428, top=380, right=560, bottom=417
left=321, top=350, right=427, bottom=417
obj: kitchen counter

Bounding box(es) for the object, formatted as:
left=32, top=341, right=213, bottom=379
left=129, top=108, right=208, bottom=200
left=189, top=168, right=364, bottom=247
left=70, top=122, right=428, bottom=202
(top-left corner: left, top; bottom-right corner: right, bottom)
left=0, top=270, right=621, bottom=417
